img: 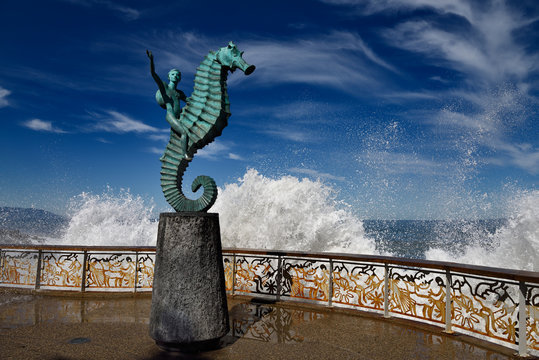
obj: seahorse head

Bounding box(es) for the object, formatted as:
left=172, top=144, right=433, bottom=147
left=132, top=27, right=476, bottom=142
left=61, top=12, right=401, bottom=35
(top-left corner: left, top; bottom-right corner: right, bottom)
left=216, top=41, right=256, bottom=75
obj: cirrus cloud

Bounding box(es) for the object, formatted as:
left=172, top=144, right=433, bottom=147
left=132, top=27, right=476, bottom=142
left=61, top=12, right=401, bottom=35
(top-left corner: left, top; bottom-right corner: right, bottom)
left=22, top=119, right=67, bottom=133
left=0, top=86, right=11, bottom=108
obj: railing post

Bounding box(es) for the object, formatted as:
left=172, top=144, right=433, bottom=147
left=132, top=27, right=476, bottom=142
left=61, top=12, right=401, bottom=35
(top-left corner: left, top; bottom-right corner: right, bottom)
left=134, top=251, right=139, bottom=293
left=328, top=259, right=333, bottom=307
left=34, top=250, right=42, bottom=290
left=444, top=269, right=453, bottom=334
left=276, top=255, right=282, bottom=301
left=383, top=263, right=390, bottom=318
left=232, top=253, right=236, bottom=295
left=80, top=251, right=88, bottom=292
left=518, top=281, right=528, bottom=357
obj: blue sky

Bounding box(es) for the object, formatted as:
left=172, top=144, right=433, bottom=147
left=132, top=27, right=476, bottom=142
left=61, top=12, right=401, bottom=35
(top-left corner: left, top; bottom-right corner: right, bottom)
left=0, top=0, right=537, bottom=219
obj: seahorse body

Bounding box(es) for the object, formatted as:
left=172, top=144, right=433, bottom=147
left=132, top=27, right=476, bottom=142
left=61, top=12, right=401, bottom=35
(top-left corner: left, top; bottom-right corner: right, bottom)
left=159, top=42, right=254, bottom=212
left=160, top=52, right=231, bottom=212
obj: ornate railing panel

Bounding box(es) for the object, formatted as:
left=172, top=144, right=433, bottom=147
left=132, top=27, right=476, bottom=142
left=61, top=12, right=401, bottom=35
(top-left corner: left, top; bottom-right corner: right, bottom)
left=233, top=255, right=279, bottom=296
left=223, top=255, right=234, bottom=292
left=0, top=250, right=38, bottom=286
left=40, top=251, right=83, bottom=289
left=450, top=274, right=519, bottom=347
left=528, top=284, right=539, bottom=351
left=281, top=258, right=329, bottom=302
left=1, top=245, right=538, bottom=356
left=85, top=253, right=137, bottom=291
left=136, top=252, right=155, bottom=290
left=388, top=268, right=446, bottom=325
left=331, top=261, right=385, bottom=311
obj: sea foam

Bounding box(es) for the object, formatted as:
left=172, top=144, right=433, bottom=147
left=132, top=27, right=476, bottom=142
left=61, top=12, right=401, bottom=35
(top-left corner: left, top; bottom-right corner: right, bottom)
left=50, top=171, right=537, bottom=271
left=213, top=169, right=374, bottom=254
left=426, top=190, right=539, bottom=271
left=58, top=189, right=157, bottom=247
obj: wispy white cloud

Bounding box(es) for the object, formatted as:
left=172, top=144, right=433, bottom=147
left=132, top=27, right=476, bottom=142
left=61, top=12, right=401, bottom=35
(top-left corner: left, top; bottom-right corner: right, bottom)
left=487, top=140, right=539, bottom=174
left=0, top=65, right=139, bottom=95
left=147, top=133, right=170, bottom=142
left=196, top=140, right=244, bottom=160
left=435, top=109, right=497, bottom=134
left=262, top=128, right=315, bottom=142
left=322, top=0, right=538, bottom=90
left=62, top=0, right=140, bottom=20
left=147, top=146, right=163, bottom=155
left=0, top=86, right=11, bottom=108
left=259, top=101, right=339, bottom=119
left=289, top=167, right=346, bottom=181
left=129, top=30, right=398, bottom=96
left=320, top=0, right=474, bottom=19
left=228, top=153, right=244, bottom=161
left=430, top=87, right=538, bottom=174
left=22, top=119, right=67, bottom=133
left=381, top=90, right=440, bottom=102
left=365, top=1, right=536, bottom=86
left=96, top=137, right=112, bottom=144
left=429, top=76, right=450, bottom=84
left=197, top=141, right=229, bottom=160
left=322, top=0, right=538, bottom=176
left=196, top=141, right=242, bottom=161
left=124, top=31, right=214, bottom=77
left=236, top=31, right=398, bottom=92
left=357, top=150, right=444, bottom=176
left=93, top=110, right=162, bottom=133
left=235, top=100, right=347, bottom=129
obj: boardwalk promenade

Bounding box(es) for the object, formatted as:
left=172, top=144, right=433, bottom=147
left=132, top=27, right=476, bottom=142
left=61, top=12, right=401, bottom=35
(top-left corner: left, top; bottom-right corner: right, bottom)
left=0, top=288, right=528, bottom=360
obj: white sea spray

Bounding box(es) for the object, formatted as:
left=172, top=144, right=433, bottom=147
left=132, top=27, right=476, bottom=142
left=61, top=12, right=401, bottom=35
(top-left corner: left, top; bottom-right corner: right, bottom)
left=58, top=188, right=157, bottom=246
left=426, top=190, right=539, bottom=271
left=213, top=169, right=375, bottom=254
left=47, top=171, right=536, bottom=272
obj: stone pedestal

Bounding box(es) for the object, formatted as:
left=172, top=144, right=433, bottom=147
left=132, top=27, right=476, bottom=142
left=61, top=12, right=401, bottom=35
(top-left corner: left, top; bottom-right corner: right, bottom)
left=149, top=212, right=229, bottom=351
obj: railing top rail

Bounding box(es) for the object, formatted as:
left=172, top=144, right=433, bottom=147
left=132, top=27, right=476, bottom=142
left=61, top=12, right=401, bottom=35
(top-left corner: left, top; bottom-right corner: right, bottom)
left=0, top=244, right=156, bottom=252
left=1, top=244, right=537, bottom=283
left=222, top=248, right=539, bottom=284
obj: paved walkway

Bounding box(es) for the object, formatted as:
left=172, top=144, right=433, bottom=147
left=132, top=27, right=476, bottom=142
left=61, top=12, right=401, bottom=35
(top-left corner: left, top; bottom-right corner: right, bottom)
left=0, top=289, right=530, bottom=359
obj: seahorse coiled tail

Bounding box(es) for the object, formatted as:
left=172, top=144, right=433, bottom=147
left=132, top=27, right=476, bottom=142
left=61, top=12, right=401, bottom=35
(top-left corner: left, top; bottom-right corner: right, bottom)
left=159, top=43, right=255, bottom=213
left=160, top=134, right=217, bottom=212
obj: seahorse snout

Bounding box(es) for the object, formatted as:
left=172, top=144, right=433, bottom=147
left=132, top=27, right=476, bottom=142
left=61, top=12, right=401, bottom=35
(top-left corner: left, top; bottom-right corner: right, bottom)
left=237, top=57, right=256, bottom=75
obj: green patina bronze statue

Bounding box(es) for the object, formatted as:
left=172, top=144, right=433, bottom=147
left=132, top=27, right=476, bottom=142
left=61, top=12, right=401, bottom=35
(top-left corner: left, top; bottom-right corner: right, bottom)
left=147, top=42, right=255, bottom=212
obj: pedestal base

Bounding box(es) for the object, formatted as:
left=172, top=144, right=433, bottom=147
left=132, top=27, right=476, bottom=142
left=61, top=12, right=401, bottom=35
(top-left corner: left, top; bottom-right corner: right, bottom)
left=149, top=212, right=229, bottom=348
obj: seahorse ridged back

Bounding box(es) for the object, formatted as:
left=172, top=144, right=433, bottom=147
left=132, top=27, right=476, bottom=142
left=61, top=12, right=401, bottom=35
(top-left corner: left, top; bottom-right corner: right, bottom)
left=159, top=51, right=231, bottom=212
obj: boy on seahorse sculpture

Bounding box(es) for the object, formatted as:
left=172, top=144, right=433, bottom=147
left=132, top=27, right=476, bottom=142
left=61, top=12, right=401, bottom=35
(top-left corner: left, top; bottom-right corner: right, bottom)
left=146, top=42, right=255, bottom=213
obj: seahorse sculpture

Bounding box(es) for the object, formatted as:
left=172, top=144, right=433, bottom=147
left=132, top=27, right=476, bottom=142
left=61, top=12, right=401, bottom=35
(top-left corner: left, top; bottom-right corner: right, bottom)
left=149, top=42, right=255, bottom=212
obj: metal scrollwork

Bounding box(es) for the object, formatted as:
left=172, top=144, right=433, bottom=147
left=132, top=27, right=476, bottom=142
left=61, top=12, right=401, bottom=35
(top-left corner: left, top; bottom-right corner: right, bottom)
left=388, top=268, right=446, bottom=324
left=281, top=259, right=329, bottom=301
left=0, top=251, right=38, bottom=286
left=86, top=253, right=136, bottom=289
left=40, top=252, right=82, bottom=288
left=451, top=274, right=519, bottom=345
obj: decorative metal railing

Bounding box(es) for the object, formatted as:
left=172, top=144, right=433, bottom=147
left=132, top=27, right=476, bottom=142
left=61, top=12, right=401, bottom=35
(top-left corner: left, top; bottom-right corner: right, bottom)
left=1, top=245, right=538, bottom=356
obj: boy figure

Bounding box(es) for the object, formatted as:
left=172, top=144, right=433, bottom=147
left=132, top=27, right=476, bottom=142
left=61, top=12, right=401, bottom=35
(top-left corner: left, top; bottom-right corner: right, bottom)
left=146, top=50, right=190, bottom=160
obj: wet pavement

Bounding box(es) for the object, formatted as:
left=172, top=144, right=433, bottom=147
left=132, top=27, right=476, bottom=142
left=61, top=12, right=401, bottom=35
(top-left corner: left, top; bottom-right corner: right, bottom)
left=0, top=288, right=531, bottom=359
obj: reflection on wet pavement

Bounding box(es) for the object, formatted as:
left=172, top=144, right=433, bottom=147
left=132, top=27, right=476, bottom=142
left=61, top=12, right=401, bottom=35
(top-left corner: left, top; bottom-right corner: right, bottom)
left=0, top=293, right=323, bottom=346
left=0, top=290, right=521, bottom=360
left=226, top=301, right=324, bottom=344
left=0, top=294, right=150, bottom=330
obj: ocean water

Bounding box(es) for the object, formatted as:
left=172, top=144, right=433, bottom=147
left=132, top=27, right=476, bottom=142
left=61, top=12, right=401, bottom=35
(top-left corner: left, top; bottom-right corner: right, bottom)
left=363, top=218, right=507, bottom=260
left=4, top=169, right=535, bottom=272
